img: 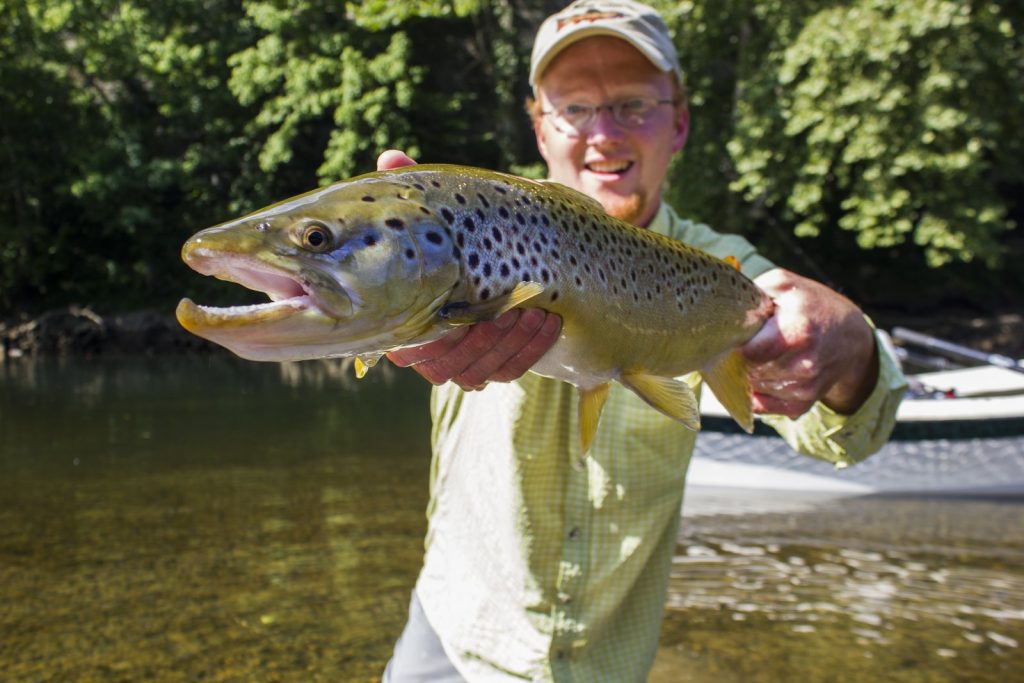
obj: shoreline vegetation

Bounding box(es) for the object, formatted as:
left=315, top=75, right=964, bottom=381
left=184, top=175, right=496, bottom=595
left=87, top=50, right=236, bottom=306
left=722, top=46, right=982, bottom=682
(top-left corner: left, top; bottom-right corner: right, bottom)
left=3, top=305, right=1021, bottom=364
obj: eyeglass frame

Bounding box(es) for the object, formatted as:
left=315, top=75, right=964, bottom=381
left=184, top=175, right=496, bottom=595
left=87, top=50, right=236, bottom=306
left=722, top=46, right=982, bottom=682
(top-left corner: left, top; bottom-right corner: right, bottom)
left=540, top=96, right=680, bottom=137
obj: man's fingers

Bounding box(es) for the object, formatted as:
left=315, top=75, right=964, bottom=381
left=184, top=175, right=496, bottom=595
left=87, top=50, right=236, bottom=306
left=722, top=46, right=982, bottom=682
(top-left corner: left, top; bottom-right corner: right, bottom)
left=376, top=149, right=417, bottom=171
left=489, top=312, right=561, bottom=383
left=453, top=309, right=557, bottom=388
left=751, top=392, right=814, bottom=419
left=740, top=316, right=786, bottom=365
left=387, top=326, right=471, bottom=368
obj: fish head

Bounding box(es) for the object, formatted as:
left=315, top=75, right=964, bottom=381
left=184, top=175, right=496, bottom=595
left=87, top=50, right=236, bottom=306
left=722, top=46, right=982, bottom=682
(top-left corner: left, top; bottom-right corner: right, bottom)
left=177, top=175, right=460, bottom=361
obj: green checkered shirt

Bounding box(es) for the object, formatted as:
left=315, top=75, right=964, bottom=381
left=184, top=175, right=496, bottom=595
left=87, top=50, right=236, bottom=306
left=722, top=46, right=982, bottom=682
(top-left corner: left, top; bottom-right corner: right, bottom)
left=414, top=203, right=906, bottom=682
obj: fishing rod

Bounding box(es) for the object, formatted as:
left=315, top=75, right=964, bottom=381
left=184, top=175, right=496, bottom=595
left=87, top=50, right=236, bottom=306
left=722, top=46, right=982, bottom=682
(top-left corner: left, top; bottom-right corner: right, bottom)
left=892, top=327, right=1024, bottom=375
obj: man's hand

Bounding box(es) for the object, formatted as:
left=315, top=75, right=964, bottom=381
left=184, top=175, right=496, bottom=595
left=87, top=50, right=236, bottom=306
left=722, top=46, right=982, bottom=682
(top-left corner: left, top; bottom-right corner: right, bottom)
left=742, top=268, right=879, bottom=418
left=376, top=150, right=562, bottom=390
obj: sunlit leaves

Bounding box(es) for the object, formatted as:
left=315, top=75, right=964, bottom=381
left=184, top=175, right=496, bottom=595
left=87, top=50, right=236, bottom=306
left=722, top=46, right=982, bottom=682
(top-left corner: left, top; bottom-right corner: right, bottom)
left=729, top=0, right=1022, bottom=268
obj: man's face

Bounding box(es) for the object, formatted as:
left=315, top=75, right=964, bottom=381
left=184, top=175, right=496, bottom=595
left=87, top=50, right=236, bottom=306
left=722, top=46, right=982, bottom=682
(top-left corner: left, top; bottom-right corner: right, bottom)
left=534, top=36, right=689, bottom=227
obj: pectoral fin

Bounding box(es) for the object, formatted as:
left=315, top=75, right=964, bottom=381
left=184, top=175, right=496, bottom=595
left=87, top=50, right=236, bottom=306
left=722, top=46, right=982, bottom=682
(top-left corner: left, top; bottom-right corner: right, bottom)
left=354, top=353, right=383, bottom=379
left=619, top=371, right=700, bottom=431
left=438, top=281, right=545, bottom=325
left=701, top=350, right=755, bottom=433
left=578, top=383, right=611, bottom=455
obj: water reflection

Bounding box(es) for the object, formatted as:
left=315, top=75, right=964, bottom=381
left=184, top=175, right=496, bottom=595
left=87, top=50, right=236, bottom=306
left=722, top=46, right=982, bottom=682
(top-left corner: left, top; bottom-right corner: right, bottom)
left=656, top=493, right=1024, bottom=682
left=1, top=355, right=1022, bottom=681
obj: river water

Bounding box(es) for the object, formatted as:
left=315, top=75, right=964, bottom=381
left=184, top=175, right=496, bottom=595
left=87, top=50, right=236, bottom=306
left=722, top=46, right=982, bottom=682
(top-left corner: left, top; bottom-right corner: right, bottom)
left=1, top=355, right=1021, bottom=682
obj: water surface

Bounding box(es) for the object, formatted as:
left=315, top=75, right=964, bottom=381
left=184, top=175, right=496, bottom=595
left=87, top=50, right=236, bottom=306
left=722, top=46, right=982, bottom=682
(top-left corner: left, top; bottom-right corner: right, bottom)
left=1, top=356, right=1020, bottom=681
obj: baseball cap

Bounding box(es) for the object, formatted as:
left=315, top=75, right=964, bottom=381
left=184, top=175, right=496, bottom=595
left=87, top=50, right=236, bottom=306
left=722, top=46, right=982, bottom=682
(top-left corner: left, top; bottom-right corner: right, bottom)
left=529, top=0, right=683, bottom=91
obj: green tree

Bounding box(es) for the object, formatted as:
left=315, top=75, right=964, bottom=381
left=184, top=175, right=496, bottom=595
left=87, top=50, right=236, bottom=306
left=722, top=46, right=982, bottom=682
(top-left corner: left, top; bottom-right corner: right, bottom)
left=727, top=0, right=1023, bottom=271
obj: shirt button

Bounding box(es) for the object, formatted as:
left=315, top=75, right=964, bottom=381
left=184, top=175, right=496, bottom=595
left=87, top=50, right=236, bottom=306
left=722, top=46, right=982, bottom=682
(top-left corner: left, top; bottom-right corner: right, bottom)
left=568, top=527, right=580, bottom=540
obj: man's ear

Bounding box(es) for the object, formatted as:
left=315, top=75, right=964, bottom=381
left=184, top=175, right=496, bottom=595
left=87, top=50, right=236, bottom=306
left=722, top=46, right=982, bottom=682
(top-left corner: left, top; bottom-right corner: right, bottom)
left=534, top=113, right=551, bottom=163
left=672, top=104, right=690, bottom=153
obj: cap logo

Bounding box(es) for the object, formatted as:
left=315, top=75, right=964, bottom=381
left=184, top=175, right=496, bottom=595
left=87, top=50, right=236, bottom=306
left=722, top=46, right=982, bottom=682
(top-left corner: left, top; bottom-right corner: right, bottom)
left=556, top=11, right=625, bottom=31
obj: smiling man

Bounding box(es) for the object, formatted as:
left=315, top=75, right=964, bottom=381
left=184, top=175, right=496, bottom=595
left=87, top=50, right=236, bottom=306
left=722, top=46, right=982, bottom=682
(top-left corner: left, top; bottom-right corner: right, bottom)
left=382, top=2, right=906, bottom=681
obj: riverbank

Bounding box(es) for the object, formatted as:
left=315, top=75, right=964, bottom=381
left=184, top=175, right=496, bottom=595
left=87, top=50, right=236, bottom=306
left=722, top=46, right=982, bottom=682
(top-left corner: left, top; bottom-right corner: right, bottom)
left=2, top=305, right=1022, bottom=362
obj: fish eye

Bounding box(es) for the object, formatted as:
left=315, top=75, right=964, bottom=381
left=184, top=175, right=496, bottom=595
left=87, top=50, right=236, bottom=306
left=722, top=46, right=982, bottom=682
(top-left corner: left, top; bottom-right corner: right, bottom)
left=301, top=222, right=332, bottom=252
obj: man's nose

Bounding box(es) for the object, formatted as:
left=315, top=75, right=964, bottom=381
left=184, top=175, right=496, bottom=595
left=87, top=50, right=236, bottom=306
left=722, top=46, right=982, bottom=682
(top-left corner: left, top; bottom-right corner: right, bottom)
left=585, top=106, right=625, bottom=142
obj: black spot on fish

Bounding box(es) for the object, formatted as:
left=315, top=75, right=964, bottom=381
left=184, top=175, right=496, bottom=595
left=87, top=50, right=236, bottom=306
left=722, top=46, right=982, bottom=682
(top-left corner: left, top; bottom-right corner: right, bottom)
left=441, top=208, right=454, bottom=224
left=541, top=215, right=550, bottom=227
left=480, top=287, right=490, bottom=300
left=362, top=196, right=376, bottom=202
left=532, top=241, right=542, bottom=253
left=516, top=243, right=526, bottom=256
left=476, top=208, right=485, bottom=221
left=521, top=271, right=531, bottom=281
left=569, top=255, right=578, bottom=267
left=550, top=249, right=560, bottom=261
left=483, top=263, right=492, bottom=277
left=500, top=262, right=510, bottom=277
left=455, top=193, right=466, bottom=205
left=473, top=276, right=481, bottom=286
left=467, top=252, right=480, bottom=269
left=425, top=231, right=443, bottom=245
left=511, top=257, right=521, bottom=269
left=420, top=206, right=431, bottom=215
left=363, top=233, right=378, bottom=246
left=530, top=256, right=539, bottom=268
left=491, top=226, right=503, bottom=243
left=498, top=206, right=510, bottom=219
left=515, top=213, right=525, bottom=225
left=456, top=233, right=466, bottom=248
left=483, top=237, right=493, bottom=250
left=431, top=180, right=442, bottom=188
left=539, top=233, right=549, bottom=246
left=541, top=269, right=550, bottom=284
left=494, top=185, right=508, bottom=195
left=413, top=183, right=425, bottom=191
left=463, top=216, right=476, bottom=232
left=477, top=193, right=490, bottom=208
left=574, top=276, right=583, bottom=287
left=551, top=291, right=559, bottom=302
left=386, top=218, right=405, bottom=230
left=404, top=248, right=415, bottom=260
left=453, top=246, right=462, bottom=259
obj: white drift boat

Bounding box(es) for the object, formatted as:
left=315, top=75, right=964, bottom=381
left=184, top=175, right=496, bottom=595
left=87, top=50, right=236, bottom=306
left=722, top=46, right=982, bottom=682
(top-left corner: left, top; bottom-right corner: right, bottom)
left=688, top=330, right=1024, bottom=495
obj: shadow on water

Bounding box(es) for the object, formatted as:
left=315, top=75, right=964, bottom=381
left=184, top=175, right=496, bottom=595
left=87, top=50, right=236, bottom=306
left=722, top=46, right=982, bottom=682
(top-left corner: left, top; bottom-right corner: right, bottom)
left=1, top=355, right=1022, bottom=681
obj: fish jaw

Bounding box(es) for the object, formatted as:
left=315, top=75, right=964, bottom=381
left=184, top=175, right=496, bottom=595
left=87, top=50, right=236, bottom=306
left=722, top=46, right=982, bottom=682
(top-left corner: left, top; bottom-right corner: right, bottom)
left=176, top=235, right=358, bottom=361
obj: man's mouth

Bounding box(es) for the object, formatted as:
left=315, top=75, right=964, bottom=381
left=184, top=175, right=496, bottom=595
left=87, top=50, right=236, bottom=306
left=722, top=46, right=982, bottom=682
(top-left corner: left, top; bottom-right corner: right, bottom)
left=585, top=160, right=633, bottom=175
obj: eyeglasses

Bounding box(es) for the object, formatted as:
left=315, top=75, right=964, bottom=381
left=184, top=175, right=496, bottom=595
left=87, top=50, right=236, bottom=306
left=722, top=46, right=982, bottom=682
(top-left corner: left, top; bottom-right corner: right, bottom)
left=541, top=97, right=677, bottom=137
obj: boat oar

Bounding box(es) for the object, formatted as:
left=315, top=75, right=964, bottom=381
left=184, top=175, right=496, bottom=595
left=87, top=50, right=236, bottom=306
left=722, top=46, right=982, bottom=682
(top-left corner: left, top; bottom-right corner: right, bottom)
left=892, top=327, right=1024, bottom=375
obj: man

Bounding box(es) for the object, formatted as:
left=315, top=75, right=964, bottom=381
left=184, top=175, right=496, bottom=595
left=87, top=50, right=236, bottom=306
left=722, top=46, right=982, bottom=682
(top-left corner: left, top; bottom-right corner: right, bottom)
left=382, top=1, right=906, bottom=681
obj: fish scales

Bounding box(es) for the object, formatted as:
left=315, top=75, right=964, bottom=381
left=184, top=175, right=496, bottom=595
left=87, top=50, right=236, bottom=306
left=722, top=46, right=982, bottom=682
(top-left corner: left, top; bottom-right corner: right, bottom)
left=177, top=164, right=774, bottom=452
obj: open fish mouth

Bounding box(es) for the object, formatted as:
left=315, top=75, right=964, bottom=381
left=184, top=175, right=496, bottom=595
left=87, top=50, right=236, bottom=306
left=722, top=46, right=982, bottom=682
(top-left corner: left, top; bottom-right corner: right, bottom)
left=177, top=251, right=316, bottom=331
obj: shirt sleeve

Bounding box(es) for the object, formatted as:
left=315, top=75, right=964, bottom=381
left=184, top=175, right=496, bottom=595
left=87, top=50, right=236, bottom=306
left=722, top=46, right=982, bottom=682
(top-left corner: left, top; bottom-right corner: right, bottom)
left=759, top=322, right=908, bottom=466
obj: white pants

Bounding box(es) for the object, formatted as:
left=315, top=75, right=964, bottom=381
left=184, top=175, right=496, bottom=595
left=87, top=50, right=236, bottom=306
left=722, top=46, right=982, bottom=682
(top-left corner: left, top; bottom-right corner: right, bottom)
left=383, top=591, right=466, bottom=682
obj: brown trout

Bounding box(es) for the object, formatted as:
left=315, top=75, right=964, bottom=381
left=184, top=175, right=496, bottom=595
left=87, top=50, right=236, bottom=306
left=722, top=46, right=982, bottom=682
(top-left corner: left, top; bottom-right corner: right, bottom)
left=177, top=164, right=774, bottom=452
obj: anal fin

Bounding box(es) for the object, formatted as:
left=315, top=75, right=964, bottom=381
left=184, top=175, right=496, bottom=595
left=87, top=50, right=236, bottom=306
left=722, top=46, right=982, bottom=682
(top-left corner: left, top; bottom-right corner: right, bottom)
left=577, top=383, right=611, bottom=455
left=701, top=350, right=755, bottom=433
left=619, top=371, right=700, bottom=431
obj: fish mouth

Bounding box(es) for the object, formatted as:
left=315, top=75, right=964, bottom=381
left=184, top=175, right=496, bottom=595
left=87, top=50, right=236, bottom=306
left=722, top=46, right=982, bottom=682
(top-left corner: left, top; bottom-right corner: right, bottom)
left=177, top=249, right=319, bottom=332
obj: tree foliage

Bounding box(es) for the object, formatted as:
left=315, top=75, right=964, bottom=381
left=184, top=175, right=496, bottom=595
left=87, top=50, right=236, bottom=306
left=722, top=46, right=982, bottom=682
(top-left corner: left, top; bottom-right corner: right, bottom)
left=1, top=0, right=1021, bottom=317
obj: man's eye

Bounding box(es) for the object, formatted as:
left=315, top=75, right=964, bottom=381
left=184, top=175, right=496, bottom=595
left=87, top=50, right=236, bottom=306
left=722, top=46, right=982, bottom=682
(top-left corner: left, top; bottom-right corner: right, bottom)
left=562, top=104, right=591, bottom=117
left=620, top=98, right=650, bottom=113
